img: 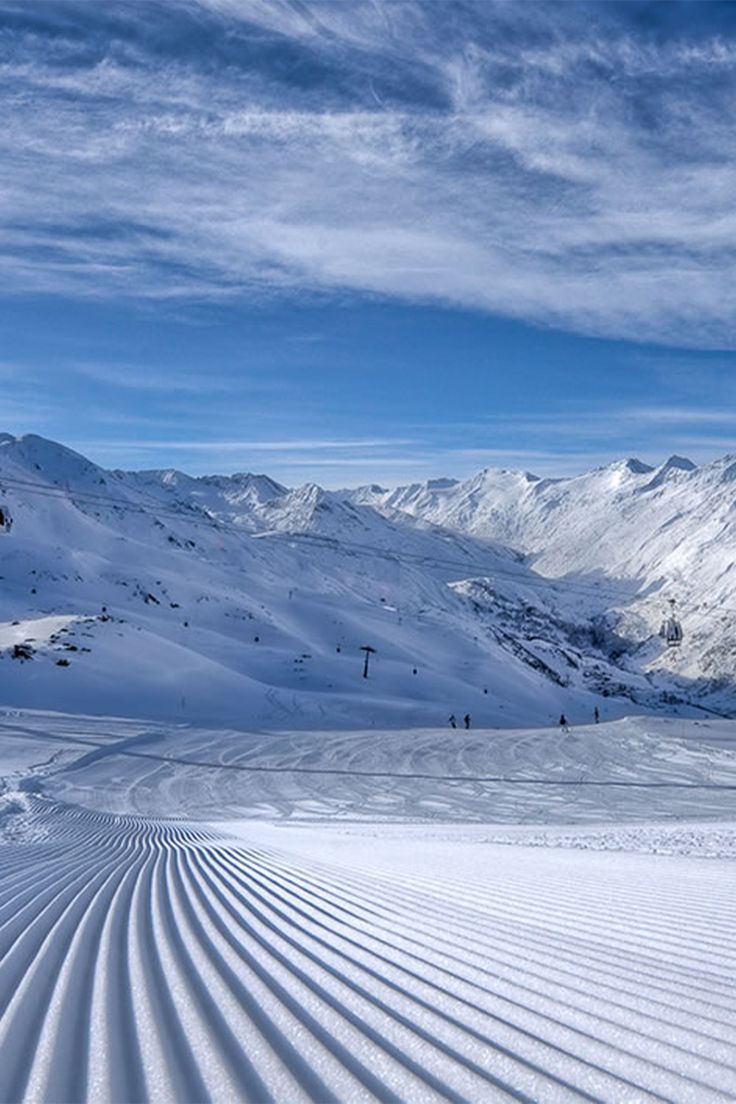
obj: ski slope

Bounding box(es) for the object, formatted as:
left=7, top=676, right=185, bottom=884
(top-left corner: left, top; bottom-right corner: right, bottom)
left=1, top=432, right=736, bottom=726
left=1, top=710, right=735, bottom=1102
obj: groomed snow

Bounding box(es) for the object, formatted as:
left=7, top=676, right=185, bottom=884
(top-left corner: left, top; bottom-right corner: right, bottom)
left=0, top=709, right=735, bottom=1102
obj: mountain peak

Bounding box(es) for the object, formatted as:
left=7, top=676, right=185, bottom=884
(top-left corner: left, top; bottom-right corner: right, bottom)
left=425, top=477, right=458, bottom=490
left=0, top=432, right=105, bottom=483
left=620, top=457, right=653, bottom=475
left=661, top=455, right=696, bottom=473
left=637, top=454, right=697, bottom=493
left=470, top=466, right=541, bottom=485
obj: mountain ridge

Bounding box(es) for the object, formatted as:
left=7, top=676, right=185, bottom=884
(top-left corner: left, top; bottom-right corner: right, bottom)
left=0, top=432, right=733, bottom=725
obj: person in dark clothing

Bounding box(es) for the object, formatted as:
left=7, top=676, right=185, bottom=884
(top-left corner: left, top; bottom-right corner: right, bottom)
left=559, top=713, right=569, bottom=732
left=594, top=707, right=600, bottom=724
left=463, top=713, right=471, bottom=729
left=448, top=714, right=457, bottom=729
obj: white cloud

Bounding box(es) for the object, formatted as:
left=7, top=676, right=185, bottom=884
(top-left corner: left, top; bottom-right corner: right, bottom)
left=624, top=406, right=736, bottom=426
left=70, top=361, right=263, bottom=394
left=75, top=437, right=418, bottom=452
left=3, top=1, right=736, bottom=346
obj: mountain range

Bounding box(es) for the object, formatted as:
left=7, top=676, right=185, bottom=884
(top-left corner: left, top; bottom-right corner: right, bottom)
left=0, top=432, right=733, bottom=727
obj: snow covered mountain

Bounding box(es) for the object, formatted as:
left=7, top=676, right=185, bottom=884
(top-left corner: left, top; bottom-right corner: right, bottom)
left=0, top=433, right=732, bottom=726
left=352, top=454, right=736, bottom=690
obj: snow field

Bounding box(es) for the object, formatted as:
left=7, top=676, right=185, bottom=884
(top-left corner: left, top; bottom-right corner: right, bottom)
left=38, top=714, right=736, bottom=825
left=0, top=710, right=735, bottom=1102
left=0, top=800, right=735, bottom=1103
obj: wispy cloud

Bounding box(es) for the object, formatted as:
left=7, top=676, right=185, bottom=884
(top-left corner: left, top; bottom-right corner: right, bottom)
left=3, top=1, right=736, bottom=346
left=624, top=406, right=736, bottom=426
left=70, top=361, right=272, bottom=394
left=81, top=437, right=418, bottom=452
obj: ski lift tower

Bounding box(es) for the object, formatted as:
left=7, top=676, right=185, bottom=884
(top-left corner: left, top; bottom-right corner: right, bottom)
left=360, top=645, right=376, bottom=679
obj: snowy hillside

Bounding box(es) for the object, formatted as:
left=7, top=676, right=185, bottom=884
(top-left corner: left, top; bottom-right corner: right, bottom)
left=352, top=455, right=736, bottom=695
left=0, top=432, right=733, bottom=725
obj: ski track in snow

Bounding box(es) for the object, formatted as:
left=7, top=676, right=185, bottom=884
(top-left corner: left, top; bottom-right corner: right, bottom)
left=0, top=712, right=735, bottom=1102
left=0, top=796, right=735, bottom=1104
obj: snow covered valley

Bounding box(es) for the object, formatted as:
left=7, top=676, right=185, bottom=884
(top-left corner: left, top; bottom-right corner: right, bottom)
left=1, top=435, right=736, bottom=1101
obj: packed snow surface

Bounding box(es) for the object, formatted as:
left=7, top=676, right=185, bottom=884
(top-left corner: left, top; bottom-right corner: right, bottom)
left=0, top=709, right=735, bottom=1102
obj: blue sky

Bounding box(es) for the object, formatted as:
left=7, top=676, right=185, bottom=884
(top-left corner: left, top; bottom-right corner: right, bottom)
left=2, top=0, right=736, bottom=486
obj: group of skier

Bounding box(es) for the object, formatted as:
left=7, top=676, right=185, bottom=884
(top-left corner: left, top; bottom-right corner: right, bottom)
left=447, top=708, right=601, bottom=730
left=559, top=706, right=600, bottom=731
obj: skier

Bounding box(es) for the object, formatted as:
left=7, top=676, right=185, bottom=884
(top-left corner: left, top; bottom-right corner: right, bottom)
left=463, top=713, right=471, bottom=730
left=559, top=713, right=569, bottom=733
left=448, top=714, right=457, bottom=729
left=594, top=706, right=600, bottom=724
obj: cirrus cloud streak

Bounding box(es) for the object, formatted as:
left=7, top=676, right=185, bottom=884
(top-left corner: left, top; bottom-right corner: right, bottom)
left=2, top=0, right=736, bottom=346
